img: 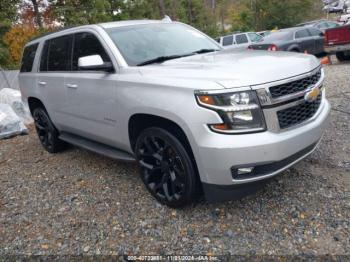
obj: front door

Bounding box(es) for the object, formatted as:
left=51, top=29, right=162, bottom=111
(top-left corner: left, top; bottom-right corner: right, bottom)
left=295, top=29, right=315, bottom=54
left=63, top=31, right=119, bottom=146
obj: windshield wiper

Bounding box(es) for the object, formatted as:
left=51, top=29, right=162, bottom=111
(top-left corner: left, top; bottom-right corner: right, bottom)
left=137, top=49, right=220, bottom=66
left=137, top=54, right=192, bottom=66
left=191, top=48, right=220, bottom=54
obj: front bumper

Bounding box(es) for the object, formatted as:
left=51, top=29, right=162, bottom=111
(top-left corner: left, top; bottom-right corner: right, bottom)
left=325, top=44, right=350, bottom=54
left=202, top=142, right=319, bottom=202
left=193, top=98, right=330, bottom=201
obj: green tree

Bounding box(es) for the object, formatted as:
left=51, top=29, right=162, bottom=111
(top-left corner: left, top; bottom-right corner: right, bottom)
left=49, top=0, right=115, bottom=26
left=0, top=0, right=20, bottom=69
left=0, top=0, right=19, bottom=25
left=239, top=0, right=314, bottom=31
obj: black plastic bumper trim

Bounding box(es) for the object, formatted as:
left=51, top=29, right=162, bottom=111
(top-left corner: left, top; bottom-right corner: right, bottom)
left=202, top=180, right=269, bottom=203
left=231, top=142, right=317, bottom=180
left=203, top=142, right=318, bottom=203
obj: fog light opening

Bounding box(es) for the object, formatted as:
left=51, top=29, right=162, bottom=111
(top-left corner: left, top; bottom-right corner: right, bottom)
left=237, top=167, right=254, bottom=175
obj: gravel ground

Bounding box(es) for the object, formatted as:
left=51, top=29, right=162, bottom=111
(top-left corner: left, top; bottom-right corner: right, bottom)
left=0, top=62, right=349, bottom=256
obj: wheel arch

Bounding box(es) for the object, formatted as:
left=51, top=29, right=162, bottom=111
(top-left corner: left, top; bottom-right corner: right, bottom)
left=28, top=97, right=46, bottom=115
left=287, top=45, right=301, bottom=52
left=128, top=113, right=203, bottom=194
left=128, top=113, right=193, bottom=155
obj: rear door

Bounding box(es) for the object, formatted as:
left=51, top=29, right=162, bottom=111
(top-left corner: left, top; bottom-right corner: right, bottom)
left=222, top=35, right=233, bottom=47
left=37, top=34, right=73, bottom=128
left=308, top=28, right=325, bottom=54
left=234, top=34, right=250, bottom=50
left=295, top=29, right=315, bottom=54
left=63, top=31, right=119, bottom=145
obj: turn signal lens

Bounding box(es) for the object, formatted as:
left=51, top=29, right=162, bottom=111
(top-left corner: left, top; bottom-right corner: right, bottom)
left=211, top=124, right=229, bottom=130
left=198, top=95, right=215, bottom=105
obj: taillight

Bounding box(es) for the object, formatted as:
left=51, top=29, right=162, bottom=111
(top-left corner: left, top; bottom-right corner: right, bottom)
left=267, top=44, right=278, bottom=51
left=324, top=32, right=329, bottom=44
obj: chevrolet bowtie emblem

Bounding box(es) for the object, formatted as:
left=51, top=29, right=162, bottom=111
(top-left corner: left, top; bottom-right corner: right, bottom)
left=304, top=87, right=320, bottom=102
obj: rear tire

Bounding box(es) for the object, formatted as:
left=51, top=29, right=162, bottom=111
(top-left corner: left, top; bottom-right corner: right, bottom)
left=336, top=52, right=350, bottom=61
left=135, top=127, right=199, bottom=208
left=32, top=107, right=66, bottom=153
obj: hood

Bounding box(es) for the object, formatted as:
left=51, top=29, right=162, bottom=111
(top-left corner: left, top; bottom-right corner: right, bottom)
left=138, top=50, right=320, bottom=89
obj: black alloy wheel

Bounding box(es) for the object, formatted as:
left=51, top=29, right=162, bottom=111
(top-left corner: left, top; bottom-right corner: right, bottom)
left=33, top=107, right=66, bottom=153
left=135, top=127, right=199, bottom=207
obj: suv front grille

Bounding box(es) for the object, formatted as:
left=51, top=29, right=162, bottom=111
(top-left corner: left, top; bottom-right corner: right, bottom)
left=269, top=69, right=322, bottom=99
left=277, top=93, right=322, bottom=129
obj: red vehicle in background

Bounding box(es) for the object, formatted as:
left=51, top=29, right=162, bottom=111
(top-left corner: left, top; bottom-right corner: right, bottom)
left=324, top=24, right=350, bottom=61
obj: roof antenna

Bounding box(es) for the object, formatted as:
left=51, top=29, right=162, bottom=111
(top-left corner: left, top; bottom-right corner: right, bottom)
left=162, top=15, right=172, bottom=22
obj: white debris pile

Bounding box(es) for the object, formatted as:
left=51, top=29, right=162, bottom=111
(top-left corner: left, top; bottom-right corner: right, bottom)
left=0, top=88, right=32, bottom=139
left=0, top=104, right=28, bottom=139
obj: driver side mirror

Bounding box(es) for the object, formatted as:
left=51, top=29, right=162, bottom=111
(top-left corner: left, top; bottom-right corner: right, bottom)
left=78, top=55, right=114, bottom=72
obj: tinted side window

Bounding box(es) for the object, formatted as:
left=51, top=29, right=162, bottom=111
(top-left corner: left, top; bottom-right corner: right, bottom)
left=72, top=32, right=111, bottom=70
left=317, top=22, right=328, bottom=29
left=326, top=22, right=339, bottom=28
left=222, top=35, right=233, bottom=46
left=308, top=28, right=322, bottom=36
left=20, top=44, right=38, bottom=72
left=295, top=30, right=310, bottom=39
left=235, top=34, right=249, bottom=44
left=47, top=35, right=73, bottom=71
left=248, top=33, right=263, bottom=43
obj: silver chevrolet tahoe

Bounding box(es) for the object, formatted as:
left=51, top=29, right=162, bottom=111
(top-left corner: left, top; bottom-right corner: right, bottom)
left=19, top=20, right=330, bottom=207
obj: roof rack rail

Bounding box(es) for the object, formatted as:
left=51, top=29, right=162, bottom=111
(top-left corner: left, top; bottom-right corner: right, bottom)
left=29, top=25, right=80, bottom=42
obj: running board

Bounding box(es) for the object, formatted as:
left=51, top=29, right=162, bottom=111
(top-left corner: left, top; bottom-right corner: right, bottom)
left=59, top=132, right=135, bottom=162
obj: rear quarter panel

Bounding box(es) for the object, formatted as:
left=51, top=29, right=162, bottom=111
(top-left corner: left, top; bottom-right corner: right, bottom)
left=18, top=40, right=43, bottom=110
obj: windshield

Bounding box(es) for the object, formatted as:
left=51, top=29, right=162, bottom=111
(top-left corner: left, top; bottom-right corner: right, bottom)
left=263, top=31, right=293, bottom=41
left=106, top=23, right=220, bottom=66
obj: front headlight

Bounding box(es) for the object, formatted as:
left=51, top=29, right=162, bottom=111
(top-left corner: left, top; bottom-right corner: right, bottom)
left=196, top=90, right=266, bottom=134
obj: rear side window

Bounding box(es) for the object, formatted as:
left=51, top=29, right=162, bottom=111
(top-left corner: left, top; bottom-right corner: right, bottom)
left=317, top=22, right=328, bottom=29
left=20, top=44, right=38, bottom=72
left=248, top=33, right=263, bottom=43
left=72, top=32, right=111, bottom=71
left=222, top=35, right=233, bottom=46
left=235, top=34, right=249, bottom=44
left=40, top=35, right=73, bottom=72
left=308, top=28, right=322, bottom=36
left=48, top=35, right=73, bottom=71
left=326, top=22, right=339, bottom=28
left=295, top=30, right=310, bottom=39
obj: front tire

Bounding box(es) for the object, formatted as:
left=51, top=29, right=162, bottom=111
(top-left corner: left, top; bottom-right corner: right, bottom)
left=135, top=127, right=199, bottom=208
left=33, top=107, right=66, bottom=153
left=336, top=52, right=350, bottom=61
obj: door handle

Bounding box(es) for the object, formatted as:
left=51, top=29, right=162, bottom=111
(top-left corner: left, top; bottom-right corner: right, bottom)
left=66, top=83, right=78, bottom=89
left=38, top=81, right=46, bottom=86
